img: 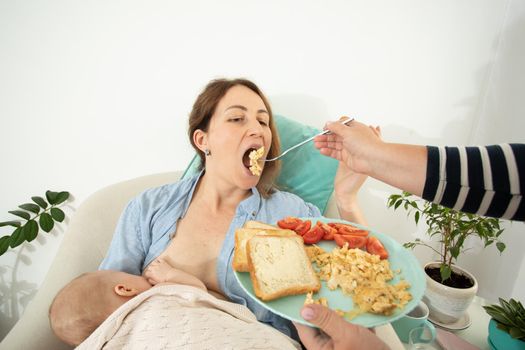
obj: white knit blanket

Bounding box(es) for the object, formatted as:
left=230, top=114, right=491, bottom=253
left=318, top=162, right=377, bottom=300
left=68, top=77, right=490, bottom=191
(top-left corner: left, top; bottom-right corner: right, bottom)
left=76, top=284, right=301, bottom=350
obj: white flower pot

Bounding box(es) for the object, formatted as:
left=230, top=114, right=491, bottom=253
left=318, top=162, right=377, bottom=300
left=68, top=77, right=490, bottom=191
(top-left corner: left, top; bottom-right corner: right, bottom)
left=423, top=262, right=478, bottom=324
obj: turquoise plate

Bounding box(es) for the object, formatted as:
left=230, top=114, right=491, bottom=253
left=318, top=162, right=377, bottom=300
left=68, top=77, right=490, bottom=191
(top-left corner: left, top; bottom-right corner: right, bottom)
left=233, top=217, right=426, bottom=328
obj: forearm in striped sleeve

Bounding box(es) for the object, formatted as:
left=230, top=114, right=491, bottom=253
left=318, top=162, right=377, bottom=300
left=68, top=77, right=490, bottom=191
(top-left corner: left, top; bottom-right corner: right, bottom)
left=422, top=144, right=524, bottom=221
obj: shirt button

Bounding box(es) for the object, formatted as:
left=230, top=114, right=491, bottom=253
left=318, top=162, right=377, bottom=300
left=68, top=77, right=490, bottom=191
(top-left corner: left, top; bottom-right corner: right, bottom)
left=251, top=211, right=256, bottom=217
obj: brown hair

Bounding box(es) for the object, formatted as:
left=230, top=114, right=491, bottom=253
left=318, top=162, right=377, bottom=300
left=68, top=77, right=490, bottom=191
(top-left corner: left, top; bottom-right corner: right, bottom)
left=188, top=78, right=281, bottom=197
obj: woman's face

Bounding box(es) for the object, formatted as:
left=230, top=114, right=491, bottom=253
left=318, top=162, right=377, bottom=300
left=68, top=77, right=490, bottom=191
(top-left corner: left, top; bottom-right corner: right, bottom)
left=201, top=85, right=272, bottom=190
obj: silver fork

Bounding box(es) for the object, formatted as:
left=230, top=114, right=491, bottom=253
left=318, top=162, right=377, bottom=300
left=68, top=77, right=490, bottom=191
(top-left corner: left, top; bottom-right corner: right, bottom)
left=265, top=117, right=354, bottom=162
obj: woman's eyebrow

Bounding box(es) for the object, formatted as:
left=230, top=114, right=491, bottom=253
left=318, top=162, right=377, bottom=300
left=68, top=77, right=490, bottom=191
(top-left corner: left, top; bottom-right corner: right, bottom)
left=225, top=105, right=247, bottom=112
left=224, top=105, right=268, bottom=115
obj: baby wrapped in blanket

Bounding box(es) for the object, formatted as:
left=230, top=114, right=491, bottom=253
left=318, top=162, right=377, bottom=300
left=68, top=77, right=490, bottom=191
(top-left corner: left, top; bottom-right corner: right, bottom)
left=49, top=259, right=300, bottom=350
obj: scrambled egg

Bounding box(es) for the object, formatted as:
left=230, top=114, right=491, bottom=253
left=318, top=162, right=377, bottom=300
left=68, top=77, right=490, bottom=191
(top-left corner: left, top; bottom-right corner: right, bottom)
left=305, top=244, right=412, bottom=316
left=304, top=291, right=328, bottom=307
left=304, top=291, right=345, bottom=317
left=249, top=146, right=264, bottom=176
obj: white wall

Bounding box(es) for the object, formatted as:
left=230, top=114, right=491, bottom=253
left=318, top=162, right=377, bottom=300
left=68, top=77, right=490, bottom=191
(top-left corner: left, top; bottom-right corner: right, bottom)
left=462, top=0, right=525, bottom=302
left=1, top=0, right=523, bottom=339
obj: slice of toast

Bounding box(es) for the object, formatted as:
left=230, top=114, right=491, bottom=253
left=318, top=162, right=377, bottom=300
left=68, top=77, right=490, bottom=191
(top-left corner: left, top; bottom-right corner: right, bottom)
left=247, top=235, right=321, bottom=301
left=232, top=228, right=296, bottom=272
left=243, top=220, right=278, bottom=230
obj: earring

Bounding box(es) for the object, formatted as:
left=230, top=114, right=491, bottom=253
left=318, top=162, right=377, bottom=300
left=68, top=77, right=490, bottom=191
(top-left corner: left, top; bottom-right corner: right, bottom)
left=205, top=149, right=211, bottom=156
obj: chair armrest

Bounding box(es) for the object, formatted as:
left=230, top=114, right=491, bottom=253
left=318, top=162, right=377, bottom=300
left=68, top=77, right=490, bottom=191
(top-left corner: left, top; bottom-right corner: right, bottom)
left=0, top=172, right=182, bottom=350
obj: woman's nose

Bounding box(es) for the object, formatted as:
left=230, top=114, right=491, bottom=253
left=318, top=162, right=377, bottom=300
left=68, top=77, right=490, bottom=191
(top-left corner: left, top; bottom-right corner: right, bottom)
left=247, top=119, right=264, bottom=136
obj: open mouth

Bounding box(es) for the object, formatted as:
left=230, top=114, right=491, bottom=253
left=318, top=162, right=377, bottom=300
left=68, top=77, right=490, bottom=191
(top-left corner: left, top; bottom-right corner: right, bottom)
left=242, top=146, right=264, bottom=176
left=242, top=148, right=257, bottom=169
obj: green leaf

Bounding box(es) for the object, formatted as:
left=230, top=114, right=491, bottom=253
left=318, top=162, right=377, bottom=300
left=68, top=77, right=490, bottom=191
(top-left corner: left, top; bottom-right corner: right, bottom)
left=50, top=208, right=65, bottom=222
left=8, top=210, right=30, bottom=220
left=39, top=213, right=54, bottom=233
left=450, top=246, right=460, bottom=259
left=23, top=220, right=38, bottom=242
left=0, top=236, right=11, bottom=255
left=31, top=196, right=48, bottom=209
left=0, top=221, right=21, bottom=228
left=440, top=264, right=452, bottom=282
left=500, top=298, right=516, bottom=317
left=46, top=191, right=59, bottom=205
left=9, top=227, right=25, bottom=248
left=394, top=199, right=402, bottom=210
left=496, top=242, right=506, bottom=253
left=403, top=242, right=416, bottom=249
left=18, top=203, right=40, bottom=214
left=415, top=211, right=420, bottom=225
left=54, top=191, right=69, bottom=205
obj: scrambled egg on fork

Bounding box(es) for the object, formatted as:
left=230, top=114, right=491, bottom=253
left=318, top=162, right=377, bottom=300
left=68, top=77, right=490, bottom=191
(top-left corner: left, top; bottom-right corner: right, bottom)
left=249, top=146, right=264, bottom=176
left=305, top=244, right=412, bottom=317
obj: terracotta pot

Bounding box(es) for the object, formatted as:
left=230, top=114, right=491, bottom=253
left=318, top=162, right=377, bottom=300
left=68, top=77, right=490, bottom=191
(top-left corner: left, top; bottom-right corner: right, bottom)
left=422, top=262, right=478, bottom=324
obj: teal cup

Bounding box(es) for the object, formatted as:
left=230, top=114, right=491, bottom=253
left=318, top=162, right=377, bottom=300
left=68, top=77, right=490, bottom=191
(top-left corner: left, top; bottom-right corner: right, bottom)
left=391, top=301, right=436, bottom=343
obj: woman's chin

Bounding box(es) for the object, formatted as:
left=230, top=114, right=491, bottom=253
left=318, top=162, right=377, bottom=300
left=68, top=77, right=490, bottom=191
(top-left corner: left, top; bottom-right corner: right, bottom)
left=238, top=166, right=260, bottom=188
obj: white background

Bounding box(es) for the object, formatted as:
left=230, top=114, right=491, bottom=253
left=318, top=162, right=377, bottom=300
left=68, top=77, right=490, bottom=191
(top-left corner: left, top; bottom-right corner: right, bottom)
left=1, top=0, right=524, bottom=339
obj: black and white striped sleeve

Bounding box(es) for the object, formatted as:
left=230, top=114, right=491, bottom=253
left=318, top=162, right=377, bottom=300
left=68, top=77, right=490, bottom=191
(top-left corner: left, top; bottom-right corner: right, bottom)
left=422, top=144, right=524, bottom=221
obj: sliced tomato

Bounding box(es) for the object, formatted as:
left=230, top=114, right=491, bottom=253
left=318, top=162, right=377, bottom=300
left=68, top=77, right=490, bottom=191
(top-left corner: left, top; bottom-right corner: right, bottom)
left=337, top=226, right=369, bottom=237
left=328, top=223, right=368, bottom=236
left=333, top=234, right=368, bottom=249
left=294, top=220, right=311, bottom=236
left=367, top=236, right=389, bottom=259
left=319, top=222, right=337, bottom=240
left=302, top=225, right=324, bottom=244
left=277, top=216, right=303, bottom=230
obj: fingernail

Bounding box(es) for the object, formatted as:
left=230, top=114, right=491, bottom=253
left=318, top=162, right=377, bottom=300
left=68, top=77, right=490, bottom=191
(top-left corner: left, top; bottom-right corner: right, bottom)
left=301, top=307, right=316, bottom=320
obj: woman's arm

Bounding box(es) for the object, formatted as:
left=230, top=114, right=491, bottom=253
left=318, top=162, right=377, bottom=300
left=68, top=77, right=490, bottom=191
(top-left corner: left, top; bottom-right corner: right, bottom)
left=315, top=120, right=524, bottom=221
left=331, top=125, right=382, bottom=226
left=333, top=163, right=368, bottom=226
left=99, top=199, right=147, bottom=275
left=423, top=144, right=524, bottom=220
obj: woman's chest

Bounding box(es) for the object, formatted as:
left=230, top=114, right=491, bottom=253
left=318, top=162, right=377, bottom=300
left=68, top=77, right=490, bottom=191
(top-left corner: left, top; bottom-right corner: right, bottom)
left=158, top=212, right=233, bottom=290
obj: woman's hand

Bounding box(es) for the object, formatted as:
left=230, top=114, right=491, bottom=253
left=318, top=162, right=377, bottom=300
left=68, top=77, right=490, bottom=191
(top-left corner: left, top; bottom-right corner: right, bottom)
left=314, top=120, right=383, bottom=175
left=294, top=304, right=389, bottom=350
left=334, top=161, right=367, bottom=208
left=330, top=123, right=381, bottom=224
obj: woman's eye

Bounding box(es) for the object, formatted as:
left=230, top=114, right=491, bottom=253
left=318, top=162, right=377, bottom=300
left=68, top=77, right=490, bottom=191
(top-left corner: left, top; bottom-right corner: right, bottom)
left=229, top=117, right=244, bottom=122
left=259, top=120, right=269, bottom=126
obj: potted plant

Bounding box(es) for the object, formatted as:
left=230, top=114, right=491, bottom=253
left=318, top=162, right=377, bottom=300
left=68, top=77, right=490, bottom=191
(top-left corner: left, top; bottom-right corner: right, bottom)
left=388, top=191, right=505, bottom=324
left=0, top=190, right=69, bottom=256
left=483, top=298, right=525, bottom=350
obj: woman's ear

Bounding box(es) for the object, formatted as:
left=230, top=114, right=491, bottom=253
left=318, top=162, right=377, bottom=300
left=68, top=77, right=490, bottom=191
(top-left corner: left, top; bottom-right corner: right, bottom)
left=193, top=129, right=208, bottom=154
left=114, top=284, right=140, bottom=297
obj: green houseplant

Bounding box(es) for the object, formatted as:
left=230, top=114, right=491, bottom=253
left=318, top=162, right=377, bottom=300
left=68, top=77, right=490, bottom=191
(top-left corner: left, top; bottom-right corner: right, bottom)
left=388, top=191, right=505, bottom=284
left=0, top=190, right=70, bottom=256
left=388, top=191, right=506, bottom=325
left=484, top=298, right=525, bottom=349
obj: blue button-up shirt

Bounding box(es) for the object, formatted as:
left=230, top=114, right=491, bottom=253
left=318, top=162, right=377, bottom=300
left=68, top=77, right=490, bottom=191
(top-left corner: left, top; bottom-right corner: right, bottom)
left=100, top=172, right=321, bottom=339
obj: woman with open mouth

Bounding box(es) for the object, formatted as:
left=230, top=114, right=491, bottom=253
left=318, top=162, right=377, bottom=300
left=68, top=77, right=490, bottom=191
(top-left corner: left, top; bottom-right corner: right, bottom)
left=98, top=78, right=370, bottom=345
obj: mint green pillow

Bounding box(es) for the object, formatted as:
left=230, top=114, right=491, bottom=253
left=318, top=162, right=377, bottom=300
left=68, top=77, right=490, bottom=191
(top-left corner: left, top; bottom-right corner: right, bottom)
left=181, top=115, right=338, bottom=213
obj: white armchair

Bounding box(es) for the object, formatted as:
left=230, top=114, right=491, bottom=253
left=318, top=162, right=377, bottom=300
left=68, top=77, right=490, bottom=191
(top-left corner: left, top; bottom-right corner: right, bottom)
left=0, top=172, right=185, bottom=350
left=0, top=170, right=340, bottom=350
